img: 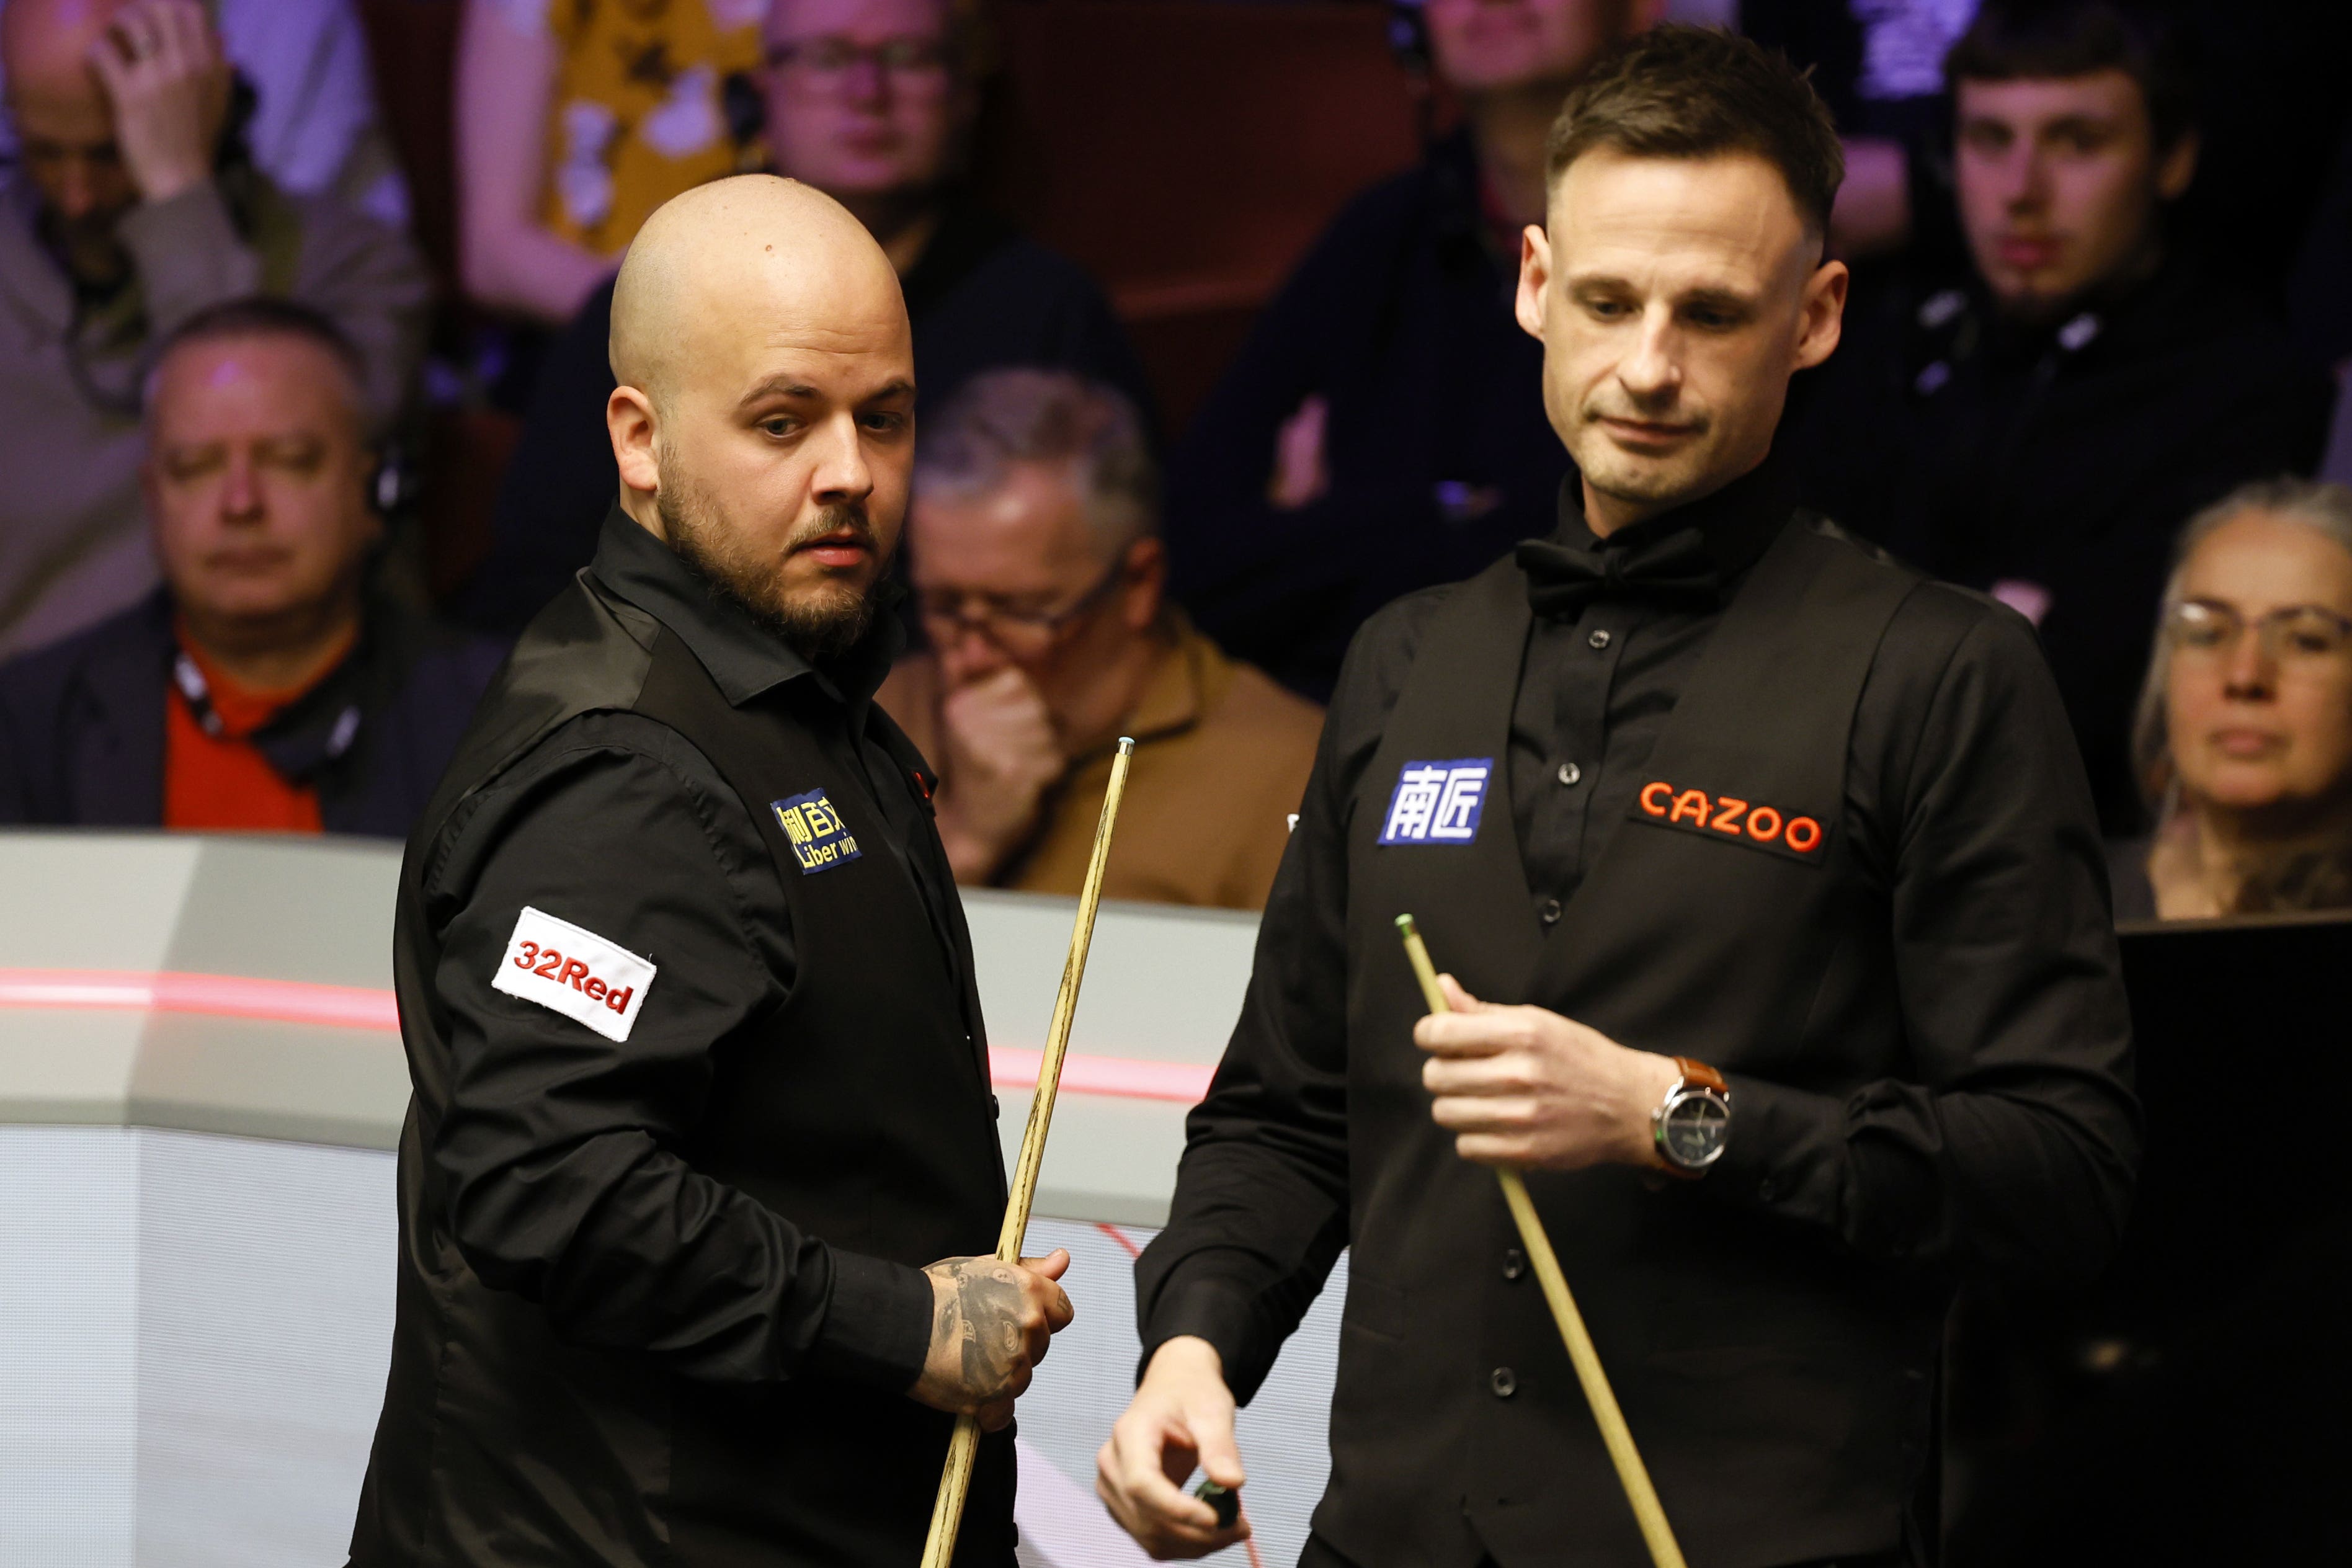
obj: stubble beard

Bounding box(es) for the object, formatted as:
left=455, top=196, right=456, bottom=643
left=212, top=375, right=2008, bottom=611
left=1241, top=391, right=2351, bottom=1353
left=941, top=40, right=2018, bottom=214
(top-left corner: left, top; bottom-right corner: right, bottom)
left=657, top=463, right=888, bottom=666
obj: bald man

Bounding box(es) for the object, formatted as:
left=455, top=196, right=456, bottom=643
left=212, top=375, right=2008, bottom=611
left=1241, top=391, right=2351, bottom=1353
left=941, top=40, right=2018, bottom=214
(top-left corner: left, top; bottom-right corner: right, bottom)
left=350, top=176, right=1064, bottom=1567
left=0, top=0, right=426, bottom=660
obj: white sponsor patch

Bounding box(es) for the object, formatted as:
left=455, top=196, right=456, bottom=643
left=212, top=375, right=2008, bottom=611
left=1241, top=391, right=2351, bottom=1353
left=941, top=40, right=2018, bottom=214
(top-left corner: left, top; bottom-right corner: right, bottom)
left=491, top=906, right=657, bottom=1042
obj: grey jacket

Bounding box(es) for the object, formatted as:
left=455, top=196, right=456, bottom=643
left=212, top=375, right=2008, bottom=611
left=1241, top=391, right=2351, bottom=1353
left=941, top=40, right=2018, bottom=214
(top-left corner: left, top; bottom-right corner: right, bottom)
left=0, top=167, right=429, bottom=661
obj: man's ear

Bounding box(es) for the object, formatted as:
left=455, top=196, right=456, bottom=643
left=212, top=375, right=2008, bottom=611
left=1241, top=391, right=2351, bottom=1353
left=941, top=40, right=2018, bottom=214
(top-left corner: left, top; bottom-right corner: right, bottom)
left=608, top=384, right=662, bottom=517
left=1792, top=257, right=1848, bottom=372
left=1515, top=223, right=1553, bottom=342
left=1122, top=534, right=1166, bottom=631
left=2157, top=129, right=2199, bottom=203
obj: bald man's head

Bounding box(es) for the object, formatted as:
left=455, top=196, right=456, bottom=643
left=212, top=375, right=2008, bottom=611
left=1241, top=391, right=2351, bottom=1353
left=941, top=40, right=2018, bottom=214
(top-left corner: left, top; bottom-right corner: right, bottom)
left=605, top=175, right=918, bottom=664
left=7, top=0, right=231, bottom=272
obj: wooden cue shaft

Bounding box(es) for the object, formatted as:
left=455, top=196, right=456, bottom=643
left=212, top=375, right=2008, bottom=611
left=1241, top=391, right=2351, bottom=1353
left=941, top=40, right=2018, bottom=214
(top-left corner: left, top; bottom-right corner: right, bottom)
left=1396, top=914, right=1690, bottom=1568
left=919, top=739, right=1138, bottom=1568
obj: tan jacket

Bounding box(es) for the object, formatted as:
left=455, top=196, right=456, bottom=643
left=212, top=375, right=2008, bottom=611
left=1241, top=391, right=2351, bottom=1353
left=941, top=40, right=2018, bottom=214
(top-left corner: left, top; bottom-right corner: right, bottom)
left=880, top=617, right=1324, bottom=911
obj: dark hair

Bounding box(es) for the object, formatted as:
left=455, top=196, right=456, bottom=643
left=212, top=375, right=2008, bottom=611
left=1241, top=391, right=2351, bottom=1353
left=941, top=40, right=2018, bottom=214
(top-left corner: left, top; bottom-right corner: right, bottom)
left=150, top=297, right=367, bottom=394
left=1546, top=25, right=1845, bottom=239
left=1946, top=0, right=2194, bottom=151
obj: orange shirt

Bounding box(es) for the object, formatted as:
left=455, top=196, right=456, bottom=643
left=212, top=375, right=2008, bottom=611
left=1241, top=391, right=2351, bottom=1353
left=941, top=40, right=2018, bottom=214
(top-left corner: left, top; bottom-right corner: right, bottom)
left=161, top=630, right=352, bottom=833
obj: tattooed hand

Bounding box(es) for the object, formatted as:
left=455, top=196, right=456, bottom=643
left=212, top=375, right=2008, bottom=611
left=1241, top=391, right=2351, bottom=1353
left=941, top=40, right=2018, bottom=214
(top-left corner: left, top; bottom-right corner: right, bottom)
left=907, top=1249, right=1075, bottom=1430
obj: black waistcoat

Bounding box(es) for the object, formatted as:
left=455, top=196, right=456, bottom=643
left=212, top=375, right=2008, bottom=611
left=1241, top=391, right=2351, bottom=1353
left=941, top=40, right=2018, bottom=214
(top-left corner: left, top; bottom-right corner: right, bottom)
left=1323, top=518, right=1936, bottom=1568
left=369, top=579, right=1012, bottom=1567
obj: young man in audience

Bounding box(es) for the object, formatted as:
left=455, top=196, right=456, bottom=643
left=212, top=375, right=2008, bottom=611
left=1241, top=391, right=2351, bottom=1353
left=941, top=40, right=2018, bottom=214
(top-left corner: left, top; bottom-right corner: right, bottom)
left=1164, top=0, right=1654, bottom=700
left=458, top=0, right=1154, bottom=634
left=1788, top=0, right=2334, bottom=832
left=0, top=0, right=429, bottom=662
left=878, top=369, right=1322, bottom=911
left=0, top=301, right=504, bottom=839
left=2113, top=478, right=2352, bottom=920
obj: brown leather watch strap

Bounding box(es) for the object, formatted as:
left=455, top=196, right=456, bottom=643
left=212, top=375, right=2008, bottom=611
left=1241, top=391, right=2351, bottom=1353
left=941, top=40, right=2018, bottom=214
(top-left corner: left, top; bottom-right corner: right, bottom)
left=1672, top=1056, right=1728, bottom=1095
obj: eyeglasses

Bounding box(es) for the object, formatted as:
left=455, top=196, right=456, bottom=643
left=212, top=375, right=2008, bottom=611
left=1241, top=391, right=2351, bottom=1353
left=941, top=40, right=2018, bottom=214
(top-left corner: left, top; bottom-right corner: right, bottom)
left=915, top=560, right=1129, bottom=653
left=2164, top=599, right=2352, bottom=666
left=765, top=35, right=951, bottom=89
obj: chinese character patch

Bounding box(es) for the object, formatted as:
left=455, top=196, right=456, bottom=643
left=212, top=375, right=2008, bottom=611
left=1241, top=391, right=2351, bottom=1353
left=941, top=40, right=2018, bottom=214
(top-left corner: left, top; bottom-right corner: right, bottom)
left=1378, top=758, right=1493, bottom=845
left=491, top=906, right=657, bottom=1042
left=771, top=788, right=863, bottom=873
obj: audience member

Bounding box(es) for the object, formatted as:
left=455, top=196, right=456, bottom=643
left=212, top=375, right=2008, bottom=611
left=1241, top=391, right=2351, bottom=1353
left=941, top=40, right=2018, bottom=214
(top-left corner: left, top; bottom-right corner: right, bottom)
left=0, top=301, right=503, bottom=837
left=455, top=0, right=1154, bottom=635
left=2111, top=479, right=2352, bottom=921
left=0, top=0, right=429, bottom=662
left=1788, top=0, right=2334, bottom=832
left=453, top=0, right=763, bottom=324
left=0, top=0, right=411, bottom=227
left=876, top=370, right=1321, bottom=911
left=1162, top=0, right=1648, bottom=700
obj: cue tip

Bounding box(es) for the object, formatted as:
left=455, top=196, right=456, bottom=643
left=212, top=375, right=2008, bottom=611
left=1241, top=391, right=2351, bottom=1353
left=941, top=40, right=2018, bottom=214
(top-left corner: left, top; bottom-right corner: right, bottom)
left=1116, top=736, right=1135, bottom=755
left=1395, top=913, right=1419, bottom=936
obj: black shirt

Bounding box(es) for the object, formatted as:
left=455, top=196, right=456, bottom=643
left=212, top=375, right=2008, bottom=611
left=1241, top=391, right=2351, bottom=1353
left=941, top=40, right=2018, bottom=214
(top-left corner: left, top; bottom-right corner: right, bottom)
left=416, top=513, right=947, bottom=1389
left=1164, top=131, right=1570, bottom=702
left=1788, top=250, right=2334, bottom=833
left=1141, top=462, right=2138, bottom=1380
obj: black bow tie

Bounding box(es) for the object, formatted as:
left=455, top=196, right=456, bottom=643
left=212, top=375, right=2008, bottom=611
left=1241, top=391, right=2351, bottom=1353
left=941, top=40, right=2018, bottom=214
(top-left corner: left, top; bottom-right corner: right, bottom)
left=1516, top=527, right=1721, bottom=620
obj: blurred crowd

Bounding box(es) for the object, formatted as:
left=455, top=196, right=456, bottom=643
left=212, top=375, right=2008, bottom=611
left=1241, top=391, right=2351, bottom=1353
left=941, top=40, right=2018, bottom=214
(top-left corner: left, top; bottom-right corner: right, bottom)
left=2, top=0, right=2350, bottom=923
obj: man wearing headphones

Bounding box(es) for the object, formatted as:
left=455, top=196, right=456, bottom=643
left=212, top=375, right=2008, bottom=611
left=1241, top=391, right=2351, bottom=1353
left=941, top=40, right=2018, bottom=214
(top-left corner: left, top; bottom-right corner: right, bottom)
left=0, top=299, right=502, bottom=838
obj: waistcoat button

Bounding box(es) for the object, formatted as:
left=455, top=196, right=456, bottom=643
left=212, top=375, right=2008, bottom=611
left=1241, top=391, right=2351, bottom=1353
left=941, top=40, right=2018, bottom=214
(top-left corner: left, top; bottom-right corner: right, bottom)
left=1490, top=1366, right=1518, bottom=1399
left=1540, top=898, right=1563, bottom=925
left=1556, top=761, right=1581, bottom=787
left=1587, top=628, right=1611, bottom=651
left=1502, top=1247, right=1526, bottom=1281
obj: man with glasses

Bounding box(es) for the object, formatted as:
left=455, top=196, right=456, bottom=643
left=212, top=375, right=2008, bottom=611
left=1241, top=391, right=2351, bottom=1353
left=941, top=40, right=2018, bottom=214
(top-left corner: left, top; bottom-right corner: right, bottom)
left=463, top=0, right=1155, bottom=635
left=879, top=368, right=1322, bottom=909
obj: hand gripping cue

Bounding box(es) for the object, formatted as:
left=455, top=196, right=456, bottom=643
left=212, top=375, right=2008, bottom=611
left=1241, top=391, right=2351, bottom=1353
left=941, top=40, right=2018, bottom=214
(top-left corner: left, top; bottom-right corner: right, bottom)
left=1394, top=914, right=1689, bottom=1568
left=919, top=738, right=1136, bottom=1568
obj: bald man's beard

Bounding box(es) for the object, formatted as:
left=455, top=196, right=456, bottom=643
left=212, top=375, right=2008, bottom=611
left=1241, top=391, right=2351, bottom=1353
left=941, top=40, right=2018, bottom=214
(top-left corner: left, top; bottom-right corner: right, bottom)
left=657, top=471, right=889, bottom=665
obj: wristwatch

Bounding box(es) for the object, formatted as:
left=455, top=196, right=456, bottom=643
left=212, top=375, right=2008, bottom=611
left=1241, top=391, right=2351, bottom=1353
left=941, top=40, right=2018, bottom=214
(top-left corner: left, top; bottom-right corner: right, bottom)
left=1651, top=1056, right=1732, bottom=1175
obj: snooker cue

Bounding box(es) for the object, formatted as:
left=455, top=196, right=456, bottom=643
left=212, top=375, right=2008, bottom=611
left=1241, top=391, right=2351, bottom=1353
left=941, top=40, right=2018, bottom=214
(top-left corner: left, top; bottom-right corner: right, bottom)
left=1395, top=914, right=1690, bottom=1568
left=919, top=737, right=1137, bottom=1568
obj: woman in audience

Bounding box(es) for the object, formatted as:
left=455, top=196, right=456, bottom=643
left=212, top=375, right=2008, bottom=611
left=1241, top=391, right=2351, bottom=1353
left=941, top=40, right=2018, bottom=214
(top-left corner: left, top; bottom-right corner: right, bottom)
left=2117, top=478, right=2352, bottom=919
left=453, top=0, right=762, bottom=323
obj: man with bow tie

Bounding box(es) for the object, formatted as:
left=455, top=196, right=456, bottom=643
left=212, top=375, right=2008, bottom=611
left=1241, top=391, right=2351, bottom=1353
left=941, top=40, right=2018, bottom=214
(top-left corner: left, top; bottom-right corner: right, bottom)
left=1098, top=26, right=2139, bottom=1568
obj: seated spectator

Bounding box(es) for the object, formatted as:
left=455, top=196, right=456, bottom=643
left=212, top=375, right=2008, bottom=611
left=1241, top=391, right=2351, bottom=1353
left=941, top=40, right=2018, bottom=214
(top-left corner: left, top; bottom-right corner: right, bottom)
left=0, top=0, right=429, bottom=662
left=2113, top=479, right=2352, bottom=920
left=1162, top=0, right=1647, bottom=702
left=1788, top=0, right=2335, bottom=832
left=0, top=0, right=411, bottom=226
left=0, top=301, right=504, bottom=837
left=455, top=0, right=763, bottom=324
left=876, top=369, right=1321, bottom=911
left=457, top=0, right=1154, bottom=634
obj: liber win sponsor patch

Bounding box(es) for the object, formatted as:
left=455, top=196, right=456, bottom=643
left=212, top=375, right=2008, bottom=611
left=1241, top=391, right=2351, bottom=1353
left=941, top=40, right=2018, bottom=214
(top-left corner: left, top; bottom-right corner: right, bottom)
left=491, top=906, right=657, bottom=1041
left=771, top=788, right=862, bottom=873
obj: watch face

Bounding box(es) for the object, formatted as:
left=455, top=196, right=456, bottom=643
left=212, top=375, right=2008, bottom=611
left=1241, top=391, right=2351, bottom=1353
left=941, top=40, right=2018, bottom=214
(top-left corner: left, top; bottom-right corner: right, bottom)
left=1661, top=1092, right=1731, bottom=1169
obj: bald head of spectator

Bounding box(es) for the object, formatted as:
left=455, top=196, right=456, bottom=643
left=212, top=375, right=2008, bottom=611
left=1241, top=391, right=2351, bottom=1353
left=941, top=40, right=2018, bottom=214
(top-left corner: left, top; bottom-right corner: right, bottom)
left=1948, top=0, right=2198, bottom=323
left=760, top=0, right=974, bottom=251
left=143, top=298, right=380, bottom=686
left=608, top=174, right=915, bottom=664
left=3, top=0, right=234, bottom=284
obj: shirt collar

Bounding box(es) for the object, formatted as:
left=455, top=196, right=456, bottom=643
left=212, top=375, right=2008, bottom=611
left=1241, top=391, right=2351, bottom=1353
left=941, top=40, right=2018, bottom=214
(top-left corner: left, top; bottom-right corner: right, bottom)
left=586, top=506, right=905, bottom=708
left=1554, top=447, right=1795, bottom=582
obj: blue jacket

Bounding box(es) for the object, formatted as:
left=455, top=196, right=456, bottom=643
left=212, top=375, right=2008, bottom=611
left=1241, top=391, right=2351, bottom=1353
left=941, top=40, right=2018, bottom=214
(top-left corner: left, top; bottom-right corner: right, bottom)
left=0, top=590, right=507, bottom=838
